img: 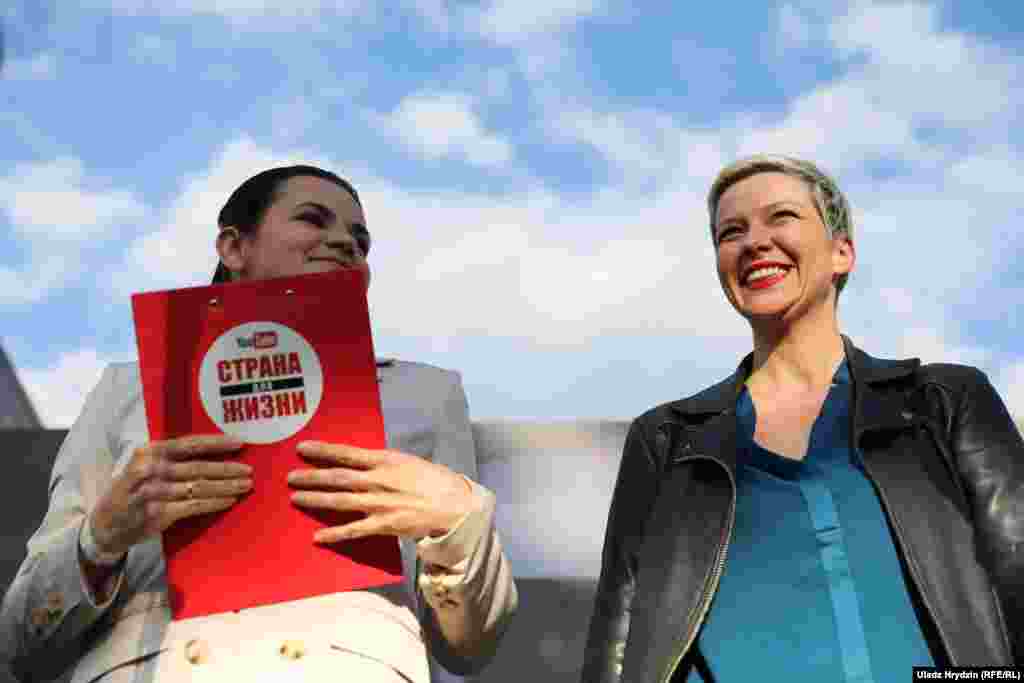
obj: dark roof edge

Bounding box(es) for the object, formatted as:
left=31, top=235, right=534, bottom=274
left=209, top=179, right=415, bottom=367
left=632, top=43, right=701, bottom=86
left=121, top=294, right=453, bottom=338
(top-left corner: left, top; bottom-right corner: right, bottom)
left=0, top=344, right=42, bottom=428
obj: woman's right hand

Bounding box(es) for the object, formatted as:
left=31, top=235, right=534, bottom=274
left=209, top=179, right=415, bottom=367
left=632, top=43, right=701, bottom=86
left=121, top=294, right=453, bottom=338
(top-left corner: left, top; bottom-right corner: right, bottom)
left=87, top=434, right=252, bottom=558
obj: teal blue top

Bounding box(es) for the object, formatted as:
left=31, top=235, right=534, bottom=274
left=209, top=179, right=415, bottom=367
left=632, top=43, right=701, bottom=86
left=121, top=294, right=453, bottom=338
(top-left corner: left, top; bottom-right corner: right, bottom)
left=685, top=362, right=934, bottom=682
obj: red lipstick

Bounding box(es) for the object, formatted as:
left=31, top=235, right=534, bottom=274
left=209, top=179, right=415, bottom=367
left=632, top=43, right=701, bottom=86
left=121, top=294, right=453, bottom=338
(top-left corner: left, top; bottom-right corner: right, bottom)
left=742, top=261, right=791, bottom=290
left=746, top=271, right=788, bottom=289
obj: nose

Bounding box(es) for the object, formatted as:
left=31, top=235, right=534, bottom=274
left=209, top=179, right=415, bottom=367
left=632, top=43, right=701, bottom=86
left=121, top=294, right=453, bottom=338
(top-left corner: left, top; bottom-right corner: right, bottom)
left=739, top=221, right=773, bottom=253
left=323, top=225, right=362, bottom=263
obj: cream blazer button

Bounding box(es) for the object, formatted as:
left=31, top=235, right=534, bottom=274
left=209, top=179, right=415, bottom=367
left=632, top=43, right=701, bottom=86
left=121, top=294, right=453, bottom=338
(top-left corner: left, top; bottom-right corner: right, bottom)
left=184, top=638, right=209, bottom=665
left=279, top=640, right=306, bottom=660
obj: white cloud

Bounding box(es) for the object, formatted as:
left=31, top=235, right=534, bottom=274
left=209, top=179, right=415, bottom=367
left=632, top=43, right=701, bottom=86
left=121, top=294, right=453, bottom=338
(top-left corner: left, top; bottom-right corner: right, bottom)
left=112, top=108, right=1020, bottom=364
left=116, top=137, right=741, bottom=348
left=556, top=109, right=677, bottom=178
left=851, top=193, right=996, bottom=301
left=361, top=177, right=745, bottom=346
left=19, top=349, right=125, bottom=428
left=0, top=157, right=146, bottom=243
left=827, top=1, right=1015, bottom=128
left=469, top=0, right=599, bottom=44
left=728, top=1, right=1019, bottom=178
left=356, top=0, right=1024, bottom=369
left=552, top=107, right=726, bottom=186
left=378, top=92, right=514, bottom=167
left=3, top=53, right=58, bottom=81
left=77, top=0, right=1024, bottom=422
left=876, top=287, right=916, bottom=316
left=892, top=326, right=992, bottom=368
left=840, top=282, right=997, bottom=394
left=947, top=149, right=1024, bottom=196
left=831, top=1, right=956, bottom=65
left=545, top=0, right=1019, bottom=195
left=456, top=0, right=602, bottom=84
left=736, top=79, right=917, bottom=175
left=0, top=157, right=147, bottom=305
left=103, top=138, right=615, bottom=348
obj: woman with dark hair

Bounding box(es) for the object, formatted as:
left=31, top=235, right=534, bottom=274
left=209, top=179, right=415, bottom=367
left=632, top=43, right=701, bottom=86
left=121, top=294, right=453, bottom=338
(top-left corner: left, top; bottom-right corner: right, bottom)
left=210, top=165, right=366, bottom=284
left=582, top=155, right=1022, bottom=682
left=1, top=165, right=517, bottom=683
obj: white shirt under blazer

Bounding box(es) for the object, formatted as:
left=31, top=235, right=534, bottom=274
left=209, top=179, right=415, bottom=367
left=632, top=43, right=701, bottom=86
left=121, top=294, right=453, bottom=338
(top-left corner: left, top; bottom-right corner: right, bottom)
left=1, top=359, right=517, bottom=682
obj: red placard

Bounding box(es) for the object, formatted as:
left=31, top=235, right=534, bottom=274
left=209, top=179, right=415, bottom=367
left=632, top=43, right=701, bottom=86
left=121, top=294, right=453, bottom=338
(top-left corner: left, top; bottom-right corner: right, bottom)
left=131, top=270, right=403, bottom=620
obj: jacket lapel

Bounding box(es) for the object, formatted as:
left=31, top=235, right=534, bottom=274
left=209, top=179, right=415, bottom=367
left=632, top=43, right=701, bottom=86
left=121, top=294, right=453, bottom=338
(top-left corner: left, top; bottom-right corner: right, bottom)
left=666, top=355, right=752, bottom=475
left=843, top=337, right=921, bottom=442
left=663, top=338, right=921, bottom=467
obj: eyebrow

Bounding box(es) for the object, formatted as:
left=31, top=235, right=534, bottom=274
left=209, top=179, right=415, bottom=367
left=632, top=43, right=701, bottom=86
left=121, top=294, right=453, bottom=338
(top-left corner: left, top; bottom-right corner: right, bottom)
left=716, top=200, right=806, bottom=228
left=295, top=202, right=336, bottom=220
left=296, top=202, right=370, bottom=237
left=762, top=200, right=805, bottom=211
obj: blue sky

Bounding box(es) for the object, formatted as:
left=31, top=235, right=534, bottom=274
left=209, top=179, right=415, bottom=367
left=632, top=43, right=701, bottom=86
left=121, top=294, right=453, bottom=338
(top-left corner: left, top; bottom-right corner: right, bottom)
left=2, top=0, right=1023, bottom=427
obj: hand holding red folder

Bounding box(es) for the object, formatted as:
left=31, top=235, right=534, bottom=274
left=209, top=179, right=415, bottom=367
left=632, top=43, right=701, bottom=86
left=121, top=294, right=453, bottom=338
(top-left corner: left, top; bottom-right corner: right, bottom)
left=85, top=434, right=252, bottom=561
left=132, top=270, right=405, bottom=620
left=288, top=440, right=475, bottom=543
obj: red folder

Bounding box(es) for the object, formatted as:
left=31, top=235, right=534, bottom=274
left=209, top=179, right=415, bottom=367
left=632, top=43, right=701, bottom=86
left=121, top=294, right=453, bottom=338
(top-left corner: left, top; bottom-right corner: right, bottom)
left=131, top=270, right=403, bottom=620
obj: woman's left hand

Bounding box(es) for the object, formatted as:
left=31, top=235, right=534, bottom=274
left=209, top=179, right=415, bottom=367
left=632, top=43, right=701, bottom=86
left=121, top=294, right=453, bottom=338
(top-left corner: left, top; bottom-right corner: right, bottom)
left=288, top=441, right=475, bottom=543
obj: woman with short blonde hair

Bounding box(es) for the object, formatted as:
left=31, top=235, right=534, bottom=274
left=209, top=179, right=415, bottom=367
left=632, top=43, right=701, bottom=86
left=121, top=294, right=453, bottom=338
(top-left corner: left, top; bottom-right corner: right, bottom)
left=583, top=155, right=1022, bottom=681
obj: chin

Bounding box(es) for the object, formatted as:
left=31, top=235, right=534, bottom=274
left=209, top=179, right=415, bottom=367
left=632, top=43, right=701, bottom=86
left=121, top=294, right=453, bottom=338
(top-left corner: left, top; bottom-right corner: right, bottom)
left=733, top=293, right=790, bottom=317
left=742, top=308, right=787, bottom=324
left=734, top=295, right=798, bottom=323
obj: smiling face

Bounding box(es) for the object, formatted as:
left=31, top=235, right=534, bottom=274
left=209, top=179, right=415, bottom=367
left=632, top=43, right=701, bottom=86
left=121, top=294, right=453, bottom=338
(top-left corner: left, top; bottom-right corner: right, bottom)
left=217, top=175, right=371, bottom=288
left=713, top=171, right=854, bottom=326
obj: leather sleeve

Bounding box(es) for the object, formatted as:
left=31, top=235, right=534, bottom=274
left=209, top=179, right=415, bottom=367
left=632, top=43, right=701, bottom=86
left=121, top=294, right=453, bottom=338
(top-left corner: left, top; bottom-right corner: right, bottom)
left=945, top=367, right=1024, bottom=662
left=580, top=417, right=659, bottom=683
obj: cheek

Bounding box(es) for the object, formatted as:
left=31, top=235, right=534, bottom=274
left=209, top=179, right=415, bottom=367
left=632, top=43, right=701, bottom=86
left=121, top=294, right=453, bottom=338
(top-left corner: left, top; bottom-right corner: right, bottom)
left=807, top=239, right=836, bottom=275
left=294, top=232, right=323, bottom=251
left=715, top=264, right=729, bottom=290
left=275, top=234, right=320, bottom=268
left=715, top=247, right=736, bottom=284
left=267, top=237, right=311, bottom=274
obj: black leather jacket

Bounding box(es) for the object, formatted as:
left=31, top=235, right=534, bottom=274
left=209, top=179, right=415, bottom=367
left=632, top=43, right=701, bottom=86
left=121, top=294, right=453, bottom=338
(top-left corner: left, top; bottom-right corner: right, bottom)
left=582, top=338, right=1023, bottom=682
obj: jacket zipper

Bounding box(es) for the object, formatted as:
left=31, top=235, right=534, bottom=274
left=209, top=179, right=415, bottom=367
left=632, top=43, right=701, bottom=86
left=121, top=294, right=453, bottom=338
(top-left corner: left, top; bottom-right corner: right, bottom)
left=657, top=427, right=953, bottom=680
left=660, top=455, right=737, bottom=683
left=857, top=435, right=957, bottom=665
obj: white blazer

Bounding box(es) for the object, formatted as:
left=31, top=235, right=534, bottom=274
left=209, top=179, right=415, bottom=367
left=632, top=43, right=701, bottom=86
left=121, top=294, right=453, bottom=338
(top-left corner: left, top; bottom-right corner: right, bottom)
left=1, top=360, right=517, bottom=682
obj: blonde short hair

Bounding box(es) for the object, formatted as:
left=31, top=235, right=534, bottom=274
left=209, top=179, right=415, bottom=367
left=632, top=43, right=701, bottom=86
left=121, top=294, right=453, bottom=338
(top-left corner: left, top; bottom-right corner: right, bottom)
left=707, top=155, right=853, bottom=296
